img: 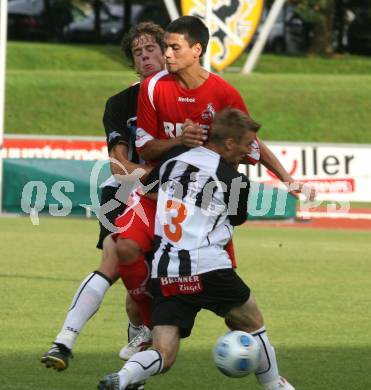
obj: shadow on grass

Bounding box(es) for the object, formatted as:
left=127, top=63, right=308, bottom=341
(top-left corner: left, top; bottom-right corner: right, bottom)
left=1, top=347, right=371, bottom=390
left=0, top=273, right=80, bottom=283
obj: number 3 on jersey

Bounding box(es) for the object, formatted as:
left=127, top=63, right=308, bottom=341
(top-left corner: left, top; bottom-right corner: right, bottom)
left=164, top=200, right=187, bottom=242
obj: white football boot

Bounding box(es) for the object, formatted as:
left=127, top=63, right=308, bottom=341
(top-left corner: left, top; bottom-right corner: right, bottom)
left=119, top=325, right=152, bottom=360
left=264, top=376, right=295, bottom=390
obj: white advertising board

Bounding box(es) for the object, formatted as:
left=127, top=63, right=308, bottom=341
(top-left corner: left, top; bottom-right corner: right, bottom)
left=243, top=142, right=371, bottom=202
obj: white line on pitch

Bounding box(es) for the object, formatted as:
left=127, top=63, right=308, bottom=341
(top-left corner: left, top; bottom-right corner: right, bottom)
left=297, top=212, right=371, bottom=220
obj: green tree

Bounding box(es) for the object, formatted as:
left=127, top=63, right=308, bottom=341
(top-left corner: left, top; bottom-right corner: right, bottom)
left=291, top=0, right=336, bottom=55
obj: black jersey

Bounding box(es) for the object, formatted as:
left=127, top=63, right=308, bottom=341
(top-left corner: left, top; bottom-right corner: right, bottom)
left=97, top=83, right=143, bottom=247
left=103, top=83, right=141, bottom=164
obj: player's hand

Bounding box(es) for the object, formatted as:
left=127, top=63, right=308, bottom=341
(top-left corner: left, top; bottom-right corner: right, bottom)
left=289, top=182, right=317, bottom=201
left=181, top=119, right=208, bottom=148
left=139, top=166, right=153, bottom=184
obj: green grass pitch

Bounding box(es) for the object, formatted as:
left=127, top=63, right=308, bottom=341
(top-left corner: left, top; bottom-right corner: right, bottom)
left=5, top=42, right=371, bottom=143
left=1, top=216, right=370, bottom=389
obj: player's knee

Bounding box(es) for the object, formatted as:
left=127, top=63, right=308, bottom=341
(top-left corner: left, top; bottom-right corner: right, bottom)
left=98, top=236, right=120, bottom=281
left=225, top=296, right=264, bottom=332
left=115, top=238, right=141, bottom=264
left=153, top=327, right=179, bottom=373
left=245, top=295, right=264, bottom=329
left=157, top=348, right=176, bottom=373
left=243, top=312, right=264, bottom=331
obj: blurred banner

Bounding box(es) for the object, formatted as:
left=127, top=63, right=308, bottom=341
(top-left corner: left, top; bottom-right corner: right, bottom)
left=245, top=142, right=371, bottom=202
left=1, top=135, right=108, bottom=160
left=1, top=135, right=110, bottom=216
left=181, top=0, right=263, bottom=71
left=3, top=158, right=110, bottom=215
left=1, top=135, right=296, bottom=220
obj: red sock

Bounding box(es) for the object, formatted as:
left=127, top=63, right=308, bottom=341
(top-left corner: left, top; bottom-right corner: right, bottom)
left=118, top=256, right=152, bottom=328
left=226, top=240, right=237, bottom=268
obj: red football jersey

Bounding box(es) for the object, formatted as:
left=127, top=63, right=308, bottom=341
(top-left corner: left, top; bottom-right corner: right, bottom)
left=136, top=70, right=260, bottom=164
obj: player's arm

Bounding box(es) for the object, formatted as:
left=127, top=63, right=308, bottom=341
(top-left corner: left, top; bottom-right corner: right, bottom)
left=138, top=137, right=182, bottom=161
left=104, top=94, right=150, bottom=182
left=109, top=143, right=151, bottom=182
left=259, top=140, right=316, bottom=201
left=227, top=172, right=250, bottom=226
left=223, top=83, right=315, bottom=200
left=137, top=120, right=206, bottom=161
left=220, top=159, right=250, bottom=226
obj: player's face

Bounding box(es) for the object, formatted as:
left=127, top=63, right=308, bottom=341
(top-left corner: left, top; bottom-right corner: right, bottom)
left=131, top=34, right=165, bottom=79
left=224, top=130, right=256, bottom=166
left=164, top=32, right=201, bottom=73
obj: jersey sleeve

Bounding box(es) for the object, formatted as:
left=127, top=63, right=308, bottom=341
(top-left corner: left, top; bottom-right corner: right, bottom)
left=223, top=82, right=248, bottom=114
left=136, top=77, right=158, bottom=150
left=245, top=139, right=260, bottom=165
left=217, top=160, right=250, bottom=226
left=227, top=171, right=250, bottom=226
left=103, top=95, right=131, bottom=152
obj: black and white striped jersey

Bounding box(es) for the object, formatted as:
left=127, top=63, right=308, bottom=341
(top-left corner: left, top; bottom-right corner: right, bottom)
left=151, top=146, right=250, bottom=278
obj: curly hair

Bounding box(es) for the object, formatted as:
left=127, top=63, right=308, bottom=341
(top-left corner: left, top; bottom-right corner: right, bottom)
left=121, top=22, right=165, bottom=65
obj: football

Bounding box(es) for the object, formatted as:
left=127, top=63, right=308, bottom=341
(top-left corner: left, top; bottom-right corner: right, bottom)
left=213, top=331, right=261, bottom=378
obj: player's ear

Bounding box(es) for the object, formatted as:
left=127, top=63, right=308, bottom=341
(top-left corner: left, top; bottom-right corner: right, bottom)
left=224, top=138, right=235, bottom=151
left=192, top=43, right=202, bottom=58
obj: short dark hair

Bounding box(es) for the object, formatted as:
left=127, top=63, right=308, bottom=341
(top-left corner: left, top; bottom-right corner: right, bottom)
left=121, top=22, right=165, bottom=65
left=166, top=16, right=209, bottom=56
left=209, top=108, right=261, bottom=145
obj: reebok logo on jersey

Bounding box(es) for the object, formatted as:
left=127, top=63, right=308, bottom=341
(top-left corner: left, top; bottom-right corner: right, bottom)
left=178, top=97, right=196, bottom=103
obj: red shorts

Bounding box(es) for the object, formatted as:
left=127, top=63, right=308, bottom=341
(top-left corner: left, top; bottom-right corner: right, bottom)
left=114, top=193, right=156, bottom=254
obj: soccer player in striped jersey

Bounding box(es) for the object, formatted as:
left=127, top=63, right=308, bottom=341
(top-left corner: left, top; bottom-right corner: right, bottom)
left=98, top=108, right=295, bottom=390
left=115, top=15, right=314, bottom=361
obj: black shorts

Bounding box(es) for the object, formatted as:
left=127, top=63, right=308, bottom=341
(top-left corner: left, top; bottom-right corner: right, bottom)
left=150, top=269, right=250, bottom=338
left=96, top=185, right=126, bottom=249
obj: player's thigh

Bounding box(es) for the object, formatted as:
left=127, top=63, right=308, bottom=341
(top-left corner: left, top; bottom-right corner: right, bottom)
left=115, top=237, right=142, bottom=263
left=225, top=293, right=264, bottom=332
left=151, top=285, right=199, bottom=339
left=152, top=325, right=180, bottom=371
left=115, top=195, right=156, bottom=262
left=97, top=185, right=125, bottom=249
left=97, top=235, right=120, bottom=282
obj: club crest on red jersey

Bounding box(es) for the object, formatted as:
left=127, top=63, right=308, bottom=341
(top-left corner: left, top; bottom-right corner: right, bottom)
left=201, top=103, right=216, bottom=122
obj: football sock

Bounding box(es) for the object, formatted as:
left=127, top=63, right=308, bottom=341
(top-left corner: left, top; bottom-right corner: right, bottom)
left=128, top=321, right=142, bottom=342
left=118, top=350, right=163, bottom=387
left=118, top=256, right=152, bottom=328
left=54, top=271, right=111, bottom=350
left=252, top=327, right=280, bottom=385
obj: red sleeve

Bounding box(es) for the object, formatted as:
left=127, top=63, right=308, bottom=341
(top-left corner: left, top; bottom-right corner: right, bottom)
left=136, top=76, right=158, bottom=150
left=221, top=79, right=249, bottom=114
